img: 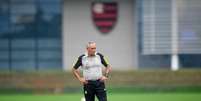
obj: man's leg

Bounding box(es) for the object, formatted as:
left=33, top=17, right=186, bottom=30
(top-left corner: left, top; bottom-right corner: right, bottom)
left=96, top=81, right=107, bottom=101
left=84, top=84, right=95, bottom=101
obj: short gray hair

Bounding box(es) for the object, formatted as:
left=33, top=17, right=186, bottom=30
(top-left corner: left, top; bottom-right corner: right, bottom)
left=86, top=41, right=96, bottom=48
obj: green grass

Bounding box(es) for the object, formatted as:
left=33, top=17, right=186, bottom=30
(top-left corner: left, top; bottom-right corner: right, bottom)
left=0, top=93, right=201, bottom=101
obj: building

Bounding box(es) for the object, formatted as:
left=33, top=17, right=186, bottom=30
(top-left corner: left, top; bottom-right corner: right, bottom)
left=0, top=0, right=201, bottom=71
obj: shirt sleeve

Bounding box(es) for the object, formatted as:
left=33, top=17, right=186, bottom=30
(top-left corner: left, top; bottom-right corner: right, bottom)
left=97, top=53, right=109, bottom=67
left=73, top=55, right=83, bottom=69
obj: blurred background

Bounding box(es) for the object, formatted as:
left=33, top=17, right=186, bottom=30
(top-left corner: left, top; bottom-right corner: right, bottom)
left=0, top=0, right=201, bottom=100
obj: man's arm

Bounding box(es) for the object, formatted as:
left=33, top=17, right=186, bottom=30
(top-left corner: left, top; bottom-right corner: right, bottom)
left=97, top=53, right=112, bottom=81
left=105, top=65, right=112, bottom=78
left=72, top=68, right=88, bottom=84
left=99, top=65, right=111, bottom=82
left=72, top=55, right=88, bottom=84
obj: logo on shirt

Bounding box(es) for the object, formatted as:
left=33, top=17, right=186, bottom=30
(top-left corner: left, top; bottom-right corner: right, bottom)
left=92, top=1, right=118, bottom=34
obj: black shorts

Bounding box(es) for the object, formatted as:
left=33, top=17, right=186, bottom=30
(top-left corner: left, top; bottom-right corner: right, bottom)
left=83, top=80, right=107, bottom=101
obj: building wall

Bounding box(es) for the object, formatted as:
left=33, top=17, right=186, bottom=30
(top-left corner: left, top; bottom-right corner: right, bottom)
left=0, top=0, right=62, bottom=71
left=62, top=0, right=138, bottom=70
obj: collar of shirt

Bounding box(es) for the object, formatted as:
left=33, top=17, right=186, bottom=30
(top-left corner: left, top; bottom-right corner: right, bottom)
left=85, top=52, right=97, bottom=57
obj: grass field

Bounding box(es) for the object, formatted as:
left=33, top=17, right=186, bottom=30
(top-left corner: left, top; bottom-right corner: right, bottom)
left=1, top=70, right=201, bottom=101
left=0, top=93, right=201, bottom=101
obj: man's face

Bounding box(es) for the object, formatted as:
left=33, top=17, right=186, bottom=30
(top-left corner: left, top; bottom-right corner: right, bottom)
left=87, top=43, right=96, bottom=56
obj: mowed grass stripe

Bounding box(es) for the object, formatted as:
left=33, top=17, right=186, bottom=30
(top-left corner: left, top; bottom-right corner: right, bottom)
left=0, top=93, right=201, bottom=101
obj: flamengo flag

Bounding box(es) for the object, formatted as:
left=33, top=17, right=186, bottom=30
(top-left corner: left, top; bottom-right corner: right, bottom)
left=92, top=1, right=118, bottom=34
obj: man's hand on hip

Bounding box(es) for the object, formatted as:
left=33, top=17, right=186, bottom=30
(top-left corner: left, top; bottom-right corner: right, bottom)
left=79, top=77, right=88, bottom=85
left=99, top=76, right=108, bottom=82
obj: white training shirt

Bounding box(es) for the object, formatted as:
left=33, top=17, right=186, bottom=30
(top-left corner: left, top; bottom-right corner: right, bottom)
left=73, top=52, right=109, bottom=80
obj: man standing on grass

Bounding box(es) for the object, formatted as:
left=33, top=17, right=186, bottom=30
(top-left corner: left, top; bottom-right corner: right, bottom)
left=72, top=41, right=111, bottom=101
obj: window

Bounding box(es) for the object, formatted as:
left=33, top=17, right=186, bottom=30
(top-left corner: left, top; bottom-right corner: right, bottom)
left=0, top=0, right=62, bottom=71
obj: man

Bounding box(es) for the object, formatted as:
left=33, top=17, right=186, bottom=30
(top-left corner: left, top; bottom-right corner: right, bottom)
left=72, top=42, right=111, bottom=101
